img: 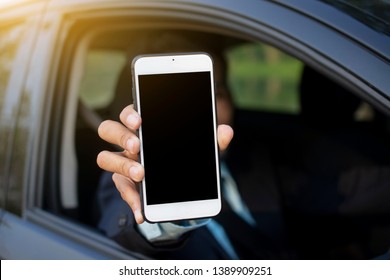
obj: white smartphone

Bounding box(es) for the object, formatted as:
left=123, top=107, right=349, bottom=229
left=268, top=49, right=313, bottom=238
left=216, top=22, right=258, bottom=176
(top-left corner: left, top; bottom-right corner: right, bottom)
left=131, top=52, right=221, bottom=223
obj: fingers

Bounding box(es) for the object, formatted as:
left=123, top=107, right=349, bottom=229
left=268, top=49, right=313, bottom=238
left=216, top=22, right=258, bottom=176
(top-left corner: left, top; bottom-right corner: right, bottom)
left=217, top=124, right=234, bottom=151
left=98, top=120, right=140, bottom=156
left=120, top=104, right=141, bottom=130
left=98, top=105, right=141, bottom=155
left=112, top=173, right=144, bottom=224
left=97, top=105, right=145, bottom=224
left=97, top=150, right=144, bottom=182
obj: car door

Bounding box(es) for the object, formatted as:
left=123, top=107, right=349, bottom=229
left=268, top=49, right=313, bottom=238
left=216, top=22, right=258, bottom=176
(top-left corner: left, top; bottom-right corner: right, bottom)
left=1, top=0, right=389, bottom=259
left=0, top=0, right=140, bottom=259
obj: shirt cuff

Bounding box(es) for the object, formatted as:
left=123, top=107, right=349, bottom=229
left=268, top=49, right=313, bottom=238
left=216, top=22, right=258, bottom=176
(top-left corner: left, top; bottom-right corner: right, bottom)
left=137, top=219, right=210, bottom=242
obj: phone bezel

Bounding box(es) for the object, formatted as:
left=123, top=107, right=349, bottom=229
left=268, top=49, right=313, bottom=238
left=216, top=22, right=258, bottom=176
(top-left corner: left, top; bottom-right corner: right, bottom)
left=132, top=52, right=221, bottom=223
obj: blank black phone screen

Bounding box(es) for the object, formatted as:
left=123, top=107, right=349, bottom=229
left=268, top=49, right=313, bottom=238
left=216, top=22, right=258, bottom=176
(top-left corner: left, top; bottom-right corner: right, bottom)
left=138, top=71, right=219, bottom=205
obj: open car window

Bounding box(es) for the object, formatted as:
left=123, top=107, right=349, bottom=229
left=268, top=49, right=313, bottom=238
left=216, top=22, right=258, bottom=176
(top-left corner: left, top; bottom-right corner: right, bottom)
left=59, top=31, right=307, bottom=224
left=45, top=23, right=390, bottom=259
left=227, top=43, right=302, bottom=114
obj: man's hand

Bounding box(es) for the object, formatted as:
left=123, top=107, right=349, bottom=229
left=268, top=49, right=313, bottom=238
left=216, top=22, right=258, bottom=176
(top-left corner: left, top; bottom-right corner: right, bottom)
left=97, top=104, right=234, bottom=224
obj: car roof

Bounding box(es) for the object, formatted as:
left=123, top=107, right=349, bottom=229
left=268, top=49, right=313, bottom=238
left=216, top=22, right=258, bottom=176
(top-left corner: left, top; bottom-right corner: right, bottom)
left=276, top=0, right=390, bottom=62
left=2, top=0, right=389, bottom=57
left=324, top=0, right=390, bottom=33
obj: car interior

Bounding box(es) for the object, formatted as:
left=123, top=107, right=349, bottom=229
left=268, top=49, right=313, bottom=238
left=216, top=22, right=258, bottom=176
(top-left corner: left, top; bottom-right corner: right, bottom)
left=45, top=26, right=390, bottom=259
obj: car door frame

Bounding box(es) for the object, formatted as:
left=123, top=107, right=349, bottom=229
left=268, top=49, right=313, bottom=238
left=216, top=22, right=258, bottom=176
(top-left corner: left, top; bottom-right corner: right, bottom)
left=1, top=0, right=389, bottom=259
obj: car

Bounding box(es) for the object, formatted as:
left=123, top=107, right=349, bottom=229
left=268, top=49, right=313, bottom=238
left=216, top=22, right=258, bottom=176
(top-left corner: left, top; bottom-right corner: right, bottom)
left=1, top=0, right=390, bottom=260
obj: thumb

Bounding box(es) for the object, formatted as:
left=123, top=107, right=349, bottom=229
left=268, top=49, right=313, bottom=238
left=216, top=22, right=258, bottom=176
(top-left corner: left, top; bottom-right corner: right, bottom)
left=217, top=124, right=234, bottom=151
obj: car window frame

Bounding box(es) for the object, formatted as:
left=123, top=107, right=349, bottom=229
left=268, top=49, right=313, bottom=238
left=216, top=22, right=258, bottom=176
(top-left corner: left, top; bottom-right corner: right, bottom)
left=53, top=1, right=390, bottom=213
left=0, top=3, right=48, bottom=217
